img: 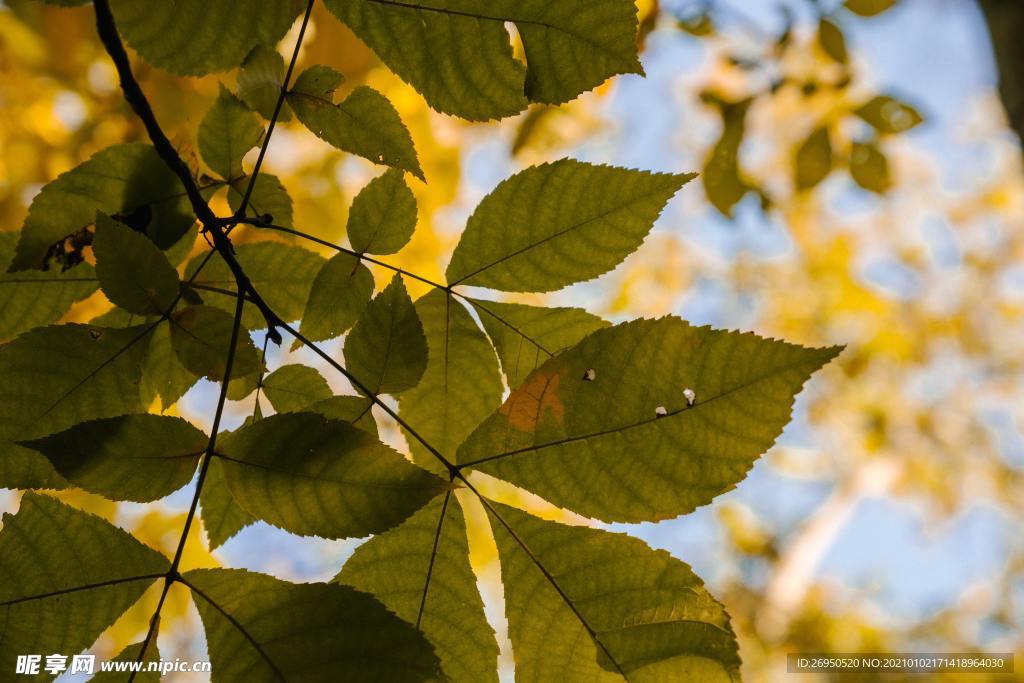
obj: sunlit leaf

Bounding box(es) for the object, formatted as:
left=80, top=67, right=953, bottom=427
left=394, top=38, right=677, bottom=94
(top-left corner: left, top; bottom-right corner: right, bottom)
left=22, top=414, right=206, bottom=503
left=470, top=298, right=609, bottom=390
left=93, top=213, right=180, bottom=316
left=108, top=0, right=303, bottom=76
left=227, top=174, right=294, bottom=228
left=844, top=0, right=898, bottom=17
left=297, top=252, right=374, bottom=343
left=460, top=318, right=842, bottom=522
left=0, top=494, right=168, bottom=674
left=287, top=65, right=423, bottom=179
left=92, top=641, right=162, bottom=683
left=185, top=568, right=442, bottom=681
left=141, top=321, right=200, bottom=410
left=325, top=0, right=642, bottom=121
left=262, top=364, right=333, bottom=413
left=488, top=503, right=741, bottom=681
left=199, top=85, right=264, bottom=181
left=344, top=274, right=428, bottom=395
left=446, top=160, right=692, bottom=292
left=9, top=144, right=194, bottom=271
left=238, top=45, right=290, bottom=121
left=347, top=169, right=417, bottom=255
left=703, top=98, right=752, bottom=218
left=337, top=494, right=499, bottom=682
left=217, top=412, right=447, bottom=538
left=817, top=18, right=848, bottom=64
left=200, top=457, right=256, bottom=551
left=0, top=323, right=148, bottom=442
left=169, top=305, right=259, bottom=381
left=398, top=290, right=502, bottom=472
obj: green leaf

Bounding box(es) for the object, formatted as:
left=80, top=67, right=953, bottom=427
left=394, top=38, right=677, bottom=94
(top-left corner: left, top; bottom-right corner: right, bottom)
left=228, top=173, right=294, bottom=228
left=185, top=567, right=442, bottom=681
left=337, top=493, right=499, bottom=682
left=0, top=493, right=168, bottom=675
left=21, top=414, right=206, bottom=503
left=186, top=242, right=324, bottom=330
left=287, top=66, right=424, bottom=179
left=199, top=85, right=264, bottom=180
left=200, top=456, right=257, bottom=550
left=487, top=503, right=741, bottom=681
left=325, top=0, right=642, bottom=121
left=344, top=274, right=428, bottom=395
left=398, top=290, right=502, bottom=472
left=9, top=143, right=194, bottom=271
left=459, top=318, right=842, bottom=522
left=446, top=160, right=692, bottom=292
left=794, top=126, right=833, bottom=191
left=0, top=442, right=68, bottom=491
left=844, top=0, right=898, bottom=17
left=141, top=321, right=200, bottom=410
left=305, top=395, right=379, bottom=435
left=855, top=94, right=923, bottom=134
left=703, top=98, right=752, bottom=218
left=0, top=323, right=148, bottom=442
left=850, top=141, right=892, bottom=194
left=93, top=213, right=180, bottom=316
left=217, top=412, right=447, bottom=538
left=297, top=252, right=374, bottom=343
left=0, top=259, right=97, bottom=342
left=817, top=18, right=848, bottom=64
left=169, top=305, right=259, bottom=381
left=108, top=0, right=303, bottom=76
left=347, top=169, right=417, bottom=255
left=238, top=45, right=290, bottom=121
left=262, top=364, right=333, bottom=413
left=470, top=299, right=609, bottom=390
left=92, top=641, right=162, bottom=683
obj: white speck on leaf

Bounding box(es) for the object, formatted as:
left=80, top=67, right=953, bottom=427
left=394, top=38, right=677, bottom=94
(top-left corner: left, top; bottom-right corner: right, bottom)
left=683, top=388, right=696, bottom=406
left=583, top=368, right=596, bottom=381
left=655, top=406, right=668, bottom=417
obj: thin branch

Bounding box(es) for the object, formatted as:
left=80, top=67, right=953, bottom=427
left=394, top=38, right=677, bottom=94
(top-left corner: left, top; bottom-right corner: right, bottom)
left=280, top=321, right=456, bottom=473
left=460, top=476, right=628, bottom=678
left=234, top=0, right=316, bottom=218
left=93, top=0, right=286, bottom=343
left=416, top=488, right=452, bottom=629
left=179, top=575, right=286, bottom=682
left=130, top=292, right=247, bottom=678
left=0, top=574, right=165, bottom=608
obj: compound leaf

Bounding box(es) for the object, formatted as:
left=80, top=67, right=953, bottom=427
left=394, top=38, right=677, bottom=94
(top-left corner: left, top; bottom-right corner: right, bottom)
left=344, top=274, right=428, bottom=395
left=21, top=414, right=206, bottom=503
left=0, top=493, right=168, bottom=674
left=262, top=364, right=333, bottom=413
left=347, top=169, right=417, bottom=255
left=325, top=0, right=642, bottom=121
left=398, top=290, right=502, bottom=472
left=93, top=213, right=180, bottom=316
left=336, top=493, right=499, bottom=683
left=487, top=503, right=741, bottom=681
left=199, top=85, right=264, bottom=181
left=470, top=299, right=609, bottom=390
left=297, top=252, right=374, bottom=343
left=185, top=568, right=441, bottom=682
left=108, top=0, right=303, bottom=76
left=287, top=66, right=423, bottom=179
left=9, top=143, right=194, bottom=271
left=459, top=318, right=842, bottom=522
left=446, top=160, right=692, bottom=292
left=217, top=412, right=446, bottom=539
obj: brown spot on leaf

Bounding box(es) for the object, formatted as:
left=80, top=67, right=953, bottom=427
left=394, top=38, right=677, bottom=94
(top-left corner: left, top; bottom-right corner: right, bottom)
left=499, top=371, right=565, bottom=432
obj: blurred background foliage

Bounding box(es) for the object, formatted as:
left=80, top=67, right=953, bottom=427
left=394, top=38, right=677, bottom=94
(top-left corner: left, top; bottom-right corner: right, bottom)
left=1, top=0, right=1023, bottom=680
